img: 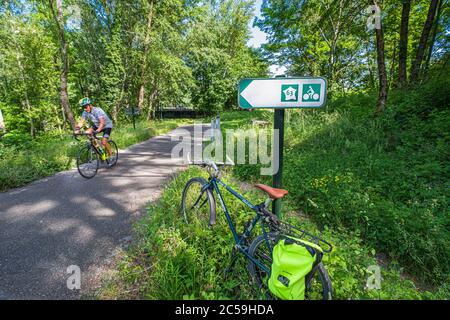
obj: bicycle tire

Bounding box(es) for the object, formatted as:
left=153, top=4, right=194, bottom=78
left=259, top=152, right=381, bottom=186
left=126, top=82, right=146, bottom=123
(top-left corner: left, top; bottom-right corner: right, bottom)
left=106, top=140, right=119, bottom=167
left=247, top=233, right=332, bottom=300
left=77, top=145, right=99, bottom=179
left=180, top=177, right=216, bottom=227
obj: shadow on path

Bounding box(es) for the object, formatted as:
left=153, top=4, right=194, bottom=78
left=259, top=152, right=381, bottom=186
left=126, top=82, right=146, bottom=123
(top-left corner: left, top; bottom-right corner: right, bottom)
left=0, top=124, right=209, bottom=299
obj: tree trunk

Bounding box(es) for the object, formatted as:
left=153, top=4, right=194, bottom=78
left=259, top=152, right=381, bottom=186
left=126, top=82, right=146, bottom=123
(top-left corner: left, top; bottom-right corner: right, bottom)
left=52, top=103, right=63, bottom=133
left=410, top=0, right=439, bottom=83
left=366, top=40, right=376, bottom=88
left=137, top=0, right=155, bottom=110
left=374, top=1, right=388, bottom=114
left=146, top=87, right=158, bottom=121
left=398, top=0, right=411, bottom=87
left=389, top=45, right=397, bottom=89
left=49, top=0, right=76, bottom=130
left=113, top=72, right=127, bottom=124
left=424, top=0, right=443, bottom=73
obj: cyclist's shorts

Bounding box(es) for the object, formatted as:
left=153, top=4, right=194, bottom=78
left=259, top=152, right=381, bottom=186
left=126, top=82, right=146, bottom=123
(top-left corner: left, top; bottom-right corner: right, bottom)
left=93, top=126, right=112, bottom=139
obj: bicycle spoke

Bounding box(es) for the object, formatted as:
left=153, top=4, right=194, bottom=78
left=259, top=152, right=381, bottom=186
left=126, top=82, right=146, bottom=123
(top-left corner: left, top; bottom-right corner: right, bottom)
left=190, top=191, right=205, bottom=210
left=77, top=146, right=98, bottom=178
left=248, top=232, right=332, bottom=300
left=106, top=140, right=118, bottom=167
left=180, top=160, right=333, bottom=300
left=182, top=178, right=213, bottom=227
left=195, top=196, right=208, bottom=210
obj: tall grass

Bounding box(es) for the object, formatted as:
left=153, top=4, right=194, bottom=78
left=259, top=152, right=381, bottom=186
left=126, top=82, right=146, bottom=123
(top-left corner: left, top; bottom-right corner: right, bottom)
left=98, top=167, right=447, bottom=300
left=0, top=119, right=190, bottom=191
left=98, top=72, right=449, bottom=299
left=231, top=75, right=450, bottom=285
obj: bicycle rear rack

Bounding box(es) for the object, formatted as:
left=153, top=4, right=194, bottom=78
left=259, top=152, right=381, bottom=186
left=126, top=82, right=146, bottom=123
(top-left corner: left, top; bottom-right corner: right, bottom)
left=271, top=220, right=333, bottom=253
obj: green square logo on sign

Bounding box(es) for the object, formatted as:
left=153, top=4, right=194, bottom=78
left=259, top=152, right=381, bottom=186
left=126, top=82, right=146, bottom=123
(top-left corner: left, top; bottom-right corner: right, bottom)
left=302, top=84, right=321, bottom=102
left=281, top=84, right=299, bottom=102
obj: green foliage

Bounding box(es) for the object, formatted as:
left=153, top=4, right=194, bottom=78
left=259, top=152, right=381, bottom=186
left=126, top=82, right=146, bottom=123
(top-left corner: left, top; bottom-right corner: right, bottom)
left=0, top=130, right=33, bottom=147
left=186, top=1, right=268, bottom=113
left=0, top=8, right=61, bottom=135
left=112, top=119, right=191, bottom=149
left=98, top=167, right=447, bottom=300
left=100, top=167, right=259, bottom=299
left=0, top=119, right=189, bottom=191
left=256, top=0, right=448, bottom=93
left=229, top=72, right=450, bottom=285
left=99, top=24, right=126, bottom=118
left=257, top=0, right=372, bottom=92
left=0, top=134, right=78, bottom=191
left=0, top=0, right=268, bottom=138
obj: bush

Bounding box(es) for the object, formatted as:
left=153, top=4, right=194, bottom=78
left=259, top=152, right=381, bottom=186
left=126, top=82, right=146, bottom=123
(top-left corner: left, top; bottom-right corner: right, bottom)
left=98, top=168, right=446, bottom=300
left=227, top=74, right=450, bottom=284
left=0, top=119, right=190, bottom=191
left=0, top=130, right=33, bottom=148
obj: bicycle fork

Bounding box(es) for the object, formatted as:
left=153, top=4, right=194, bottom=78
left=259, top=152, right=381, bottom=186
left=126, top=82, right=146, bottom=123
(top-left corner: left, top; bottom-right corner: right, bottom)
left=224, top=217, right=258, bottom=278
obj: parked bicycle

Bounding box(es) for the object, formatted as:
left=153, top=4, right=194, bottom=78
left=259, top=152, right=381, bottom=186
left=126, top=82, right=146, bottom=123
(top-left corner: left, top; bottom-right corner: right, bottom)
left=180, top=159, right=333, bottom=300
left=73, top=132, right=118, bottom=178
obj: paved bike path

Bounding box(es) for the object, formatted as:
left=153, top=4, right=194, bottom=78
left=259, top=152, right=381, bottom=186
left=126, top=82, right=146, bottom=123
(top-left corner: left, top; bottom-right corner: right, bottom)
left=0, top=124, right=208, bottom=299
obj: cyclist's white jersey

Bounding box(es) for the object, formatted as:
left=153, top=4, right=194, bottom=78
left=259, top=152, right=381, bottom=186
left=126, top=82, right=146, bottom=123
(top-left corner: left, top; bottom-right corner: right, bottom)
left=82, top=107, right=113, bottom=129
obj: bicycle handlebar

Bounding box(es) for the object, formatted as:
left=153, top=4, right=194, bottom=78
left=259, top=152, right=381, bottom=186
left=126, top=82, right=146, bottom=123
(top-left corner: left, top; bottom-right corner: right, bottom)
left=73, top=132, right=98, bottom=141
left=73, top=132, right=101, bottom=144
left=189, top=158, right=234, bottom=176
left=186, top=151, right=234, bottom=174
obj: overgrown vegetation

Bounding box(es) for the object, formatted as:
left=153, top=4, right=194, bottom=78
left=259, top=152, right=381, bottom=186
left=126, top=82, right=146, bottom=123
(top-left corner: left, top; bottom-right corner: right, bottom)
left=98, top=72, right=449, bottom=299
left=0, top=1, right=268, bottom=138
left=1, top=0, right=448, bottom=301
left=232, top=70, right=450, bottom=286
left=0, top=119, right=189, bottom=191
left=98, top=168, right=447, bottom=300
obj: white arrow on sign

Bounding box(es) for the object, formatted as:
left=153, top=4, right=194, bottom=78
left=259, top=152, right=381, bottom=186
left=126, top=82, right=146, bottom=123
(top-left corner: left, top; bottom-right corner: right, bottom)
left=238, top=77, right=327, bottom=109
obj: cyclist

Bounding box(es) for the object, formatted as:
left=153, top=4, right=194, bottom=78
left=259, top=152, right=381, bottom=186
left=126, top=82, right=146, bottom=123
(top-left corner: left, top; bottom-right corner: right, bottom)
left=74, top=97, right=114, bottom=158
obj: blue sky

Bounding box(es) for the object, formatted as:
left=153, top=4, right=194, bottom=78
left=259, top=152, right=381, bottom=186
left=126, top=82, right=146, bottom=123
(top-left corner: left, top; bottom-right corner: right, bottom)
left=247, top=0, right=267, bottom=48
left=247, top=0, right=286, bottom=75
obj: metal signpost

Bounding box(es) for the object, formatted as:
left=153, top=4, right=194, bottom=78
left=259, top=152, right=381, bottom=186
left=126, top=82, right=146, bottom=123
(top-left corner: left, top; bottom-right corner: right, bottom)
left=125, top=106, right=140, bottom=130
left=238, top=77, right=327, bottom=216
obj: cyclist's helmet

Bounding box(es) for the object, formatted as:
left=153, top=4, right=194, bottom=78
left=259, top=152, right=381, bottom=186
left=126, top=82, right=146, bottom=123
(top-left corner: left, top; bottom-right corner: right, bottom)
left=79, top=97, right=91, bottom=108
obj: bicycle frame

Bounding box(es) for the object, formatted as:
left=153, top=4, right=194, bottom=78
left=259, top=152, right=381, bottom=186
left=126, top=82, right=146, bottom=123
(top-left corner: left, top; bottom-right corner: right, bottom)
left=186, top=164, right=334, bottom=298
left=204, top=175, right=273, bottom=275
left=89, top=141, right=103, bottom=157
left=84, top=135, right=108, bottom=159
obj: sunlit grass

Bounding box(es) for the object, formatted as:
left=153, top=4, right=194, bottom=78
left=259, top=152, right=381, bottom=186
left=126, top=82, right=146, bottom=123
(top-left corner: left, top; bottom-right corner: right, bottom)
left=97, top=166, right=447, bottom=300
left=0, top=118, right=191, bottom=191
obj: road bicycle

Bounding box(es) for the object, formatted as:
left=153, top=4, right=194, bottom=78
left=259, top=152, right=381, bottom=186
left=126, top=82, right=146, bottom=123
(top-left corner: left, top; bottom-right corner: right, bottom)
left=73, top=132, right=118, bottom=179
left=180, top=159, right=333, bottom=300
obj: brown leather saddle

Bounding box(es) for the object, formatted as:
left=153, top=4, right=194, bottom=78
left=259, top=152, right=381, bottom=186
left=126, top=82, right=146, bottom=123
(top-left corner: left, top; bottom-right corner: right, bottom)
left=254, top=183, right=288, bottom=200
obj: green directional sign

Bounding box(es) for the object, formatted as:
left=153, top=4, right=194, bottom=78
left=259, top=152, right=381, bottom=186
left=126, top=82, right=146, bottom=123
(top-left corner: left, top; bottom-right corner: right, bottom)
left=238, top=77, right=327, bottom=109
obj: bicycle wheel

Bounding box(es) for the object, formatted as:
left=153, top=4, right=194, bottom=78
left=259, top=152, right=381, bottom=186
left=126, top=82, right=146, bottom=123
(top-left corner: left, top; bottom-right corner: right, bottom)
left=77, top=146, right=99, bottom=179
left=106, top=140, right=119, bottom=167
left=247, top=233, right=275, bottom=299
left=180, top=177, right=216, bottom=227
left=248, top=233, right=332, bottom=300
